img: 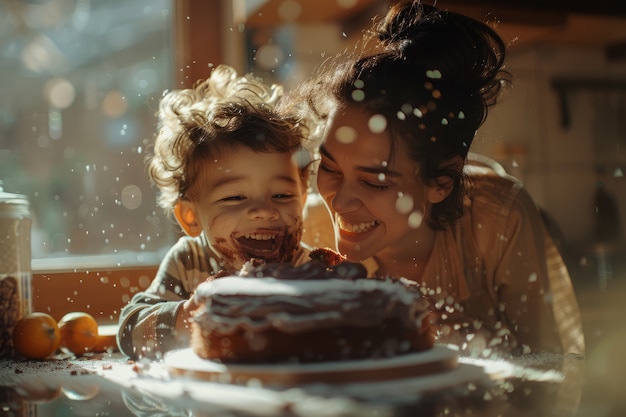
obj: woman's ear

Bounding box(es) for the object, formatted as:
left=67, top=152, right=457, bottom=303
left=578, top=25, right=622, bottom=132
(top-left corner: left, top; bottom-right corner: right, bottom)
left=174, top=201, right=202, bottom=237
left=426, top=156, right=464, bottom=204
left=426, top=178, right=454, bottom=204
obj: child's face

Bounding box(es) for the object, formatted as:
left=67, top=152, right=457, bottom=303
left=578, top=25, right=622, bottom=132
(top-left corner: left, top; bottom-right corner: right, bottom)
left=317, top=106, right=439, bottom=262
left=192, top=146, right=306, bottom=271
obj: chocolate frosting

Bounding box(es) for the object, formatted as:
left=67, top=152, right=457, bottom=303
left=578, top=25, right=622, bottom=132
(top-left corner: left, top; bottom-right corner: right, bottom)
left=193, top=260, right=430, bottom=336
left=240, top=259, right=367, bottom=280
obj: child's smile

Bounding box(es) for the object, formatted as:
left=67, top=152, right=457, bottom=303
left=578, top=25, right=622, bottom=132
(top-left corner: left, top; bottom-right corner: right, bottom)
left=192, top=146, right=306, bottom=272
left=236, top=228, right=284, bottom=258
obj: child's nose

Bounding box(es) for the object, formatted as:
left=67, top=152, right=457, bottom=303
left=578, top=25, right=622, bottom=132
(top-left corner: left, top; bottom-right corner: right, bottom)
left=248, top=200, right=280, bottom=220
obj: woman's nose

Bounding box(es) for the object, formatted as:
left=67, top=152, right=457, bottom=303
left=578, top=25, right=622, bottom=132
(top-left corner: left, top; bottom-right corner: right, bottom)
left=329, top=182, right=362, bottom=213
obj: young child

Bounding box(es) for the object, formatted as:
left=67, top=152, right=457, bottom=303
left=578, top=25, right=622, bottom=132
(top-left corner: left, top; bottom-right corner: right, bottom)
left=117, top=65, right=313, bottom=359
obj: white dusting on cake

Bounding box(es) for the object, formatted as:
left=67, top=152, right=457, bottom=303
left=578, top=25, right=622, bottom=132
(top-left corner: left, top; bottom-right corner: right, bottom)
left=193, top=277, right=428, bottom=335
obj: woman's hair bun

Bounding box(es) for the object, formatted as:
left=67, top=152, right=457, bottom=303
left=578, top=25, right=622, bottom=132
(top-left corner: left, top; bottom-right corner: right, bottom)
left=373, top=0, right=509, bottom=106
left=376, top=0, right=431, bottom=45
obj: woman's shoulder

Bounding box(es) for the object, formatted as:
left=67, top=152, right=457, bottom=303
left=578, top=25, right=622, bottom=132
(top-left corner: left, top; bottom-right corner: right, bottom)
left=463, top=158, right=538, bottom=222
left=465, top=166, right=523, bottom=206
left=458, top=158, right=545, bottom=257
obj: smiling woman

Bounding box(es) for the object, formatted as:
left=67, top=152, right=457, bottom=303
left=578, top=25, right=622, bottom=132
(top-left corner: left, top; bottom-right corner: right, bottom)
left=282, top=1, right=586, bottom=358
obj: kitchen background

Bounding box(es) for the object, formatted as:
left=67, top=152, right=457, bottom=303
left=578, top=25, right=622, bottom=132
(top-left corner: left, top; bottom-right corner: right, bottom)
left=0, top=0, right=625, bottom=411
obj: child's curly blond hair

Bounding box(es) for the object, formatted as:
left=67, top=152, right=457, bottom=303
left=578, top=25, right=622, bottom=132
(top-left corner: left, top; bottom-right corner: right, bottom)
left=147, top=65, right=311, bottom=213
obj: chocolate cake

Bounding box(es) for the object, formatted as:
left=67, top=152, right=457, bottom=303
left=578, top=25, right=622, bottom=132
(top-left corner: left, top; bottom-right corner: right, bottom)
left=190, top=259, right=433, bottom=363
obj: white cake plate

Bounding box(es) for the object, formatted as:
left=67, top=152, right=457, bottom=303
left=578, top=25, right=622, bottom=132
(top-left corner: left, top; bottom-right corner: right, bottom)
left=165, top=345, right=459, bottom=386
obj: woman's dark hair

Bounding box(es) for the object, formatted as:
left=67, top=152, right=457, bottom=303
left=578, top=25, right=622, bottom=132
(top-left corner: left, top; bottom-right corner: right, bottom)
left=291, top=1, right=511, bottom=229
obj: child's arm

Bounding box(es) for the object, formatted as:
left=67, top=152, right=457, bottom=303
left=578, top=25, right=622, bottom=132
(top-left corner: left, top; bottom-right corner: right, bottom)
left=116, top=236, right=216, bottom=359
left=116, top=266, right=191, bottom=359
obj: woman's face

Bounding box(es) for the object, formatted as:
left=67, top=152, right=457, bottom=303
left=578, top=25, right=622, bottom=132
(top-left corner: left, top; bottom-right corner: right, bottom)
left=317, top=106, right=437, bottom=262
left=192, top=146, right=306, bottom=271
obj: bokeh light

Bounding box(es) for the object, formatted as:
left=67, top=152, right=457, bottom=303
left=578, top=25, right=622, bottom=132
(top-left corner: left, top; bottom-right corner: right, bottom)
left=45, top=78, right=75, bottom=109
left=408, top=210, right=424, bottom=228
left=102, top=90, right=127, bottom=118
left=121, top=185, right=143, bottom=210
left=368, top=114, right=387, bottom=133
left=395, top=193, right=414, bottom=214
left=255, top=43, right=284, bottom=70
left=335, top=125, right=357, bottom=144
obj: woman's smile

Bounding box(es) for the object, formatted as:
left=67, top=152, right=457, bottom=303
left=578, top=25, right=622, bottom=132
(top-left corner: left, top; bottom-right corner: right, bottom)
left=336, top=216, right=380, bottom=234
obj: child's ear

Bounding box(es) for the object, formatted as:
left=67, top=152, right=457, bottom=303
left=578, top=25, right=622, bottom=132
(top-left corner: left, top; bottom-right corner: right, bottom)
left=426, top=156, right=463, bottom=204
left=174, top=201, right=202, bottom=237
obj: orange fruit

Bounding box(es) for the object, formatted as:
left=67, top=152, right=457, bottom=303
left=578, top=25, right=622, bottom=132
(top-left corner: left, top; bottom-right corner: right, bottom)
left=12, top=312, right=61, bottom=360
left=91, top=323, right=119, bottom=353
left=58, top=312, right=99, bottom=356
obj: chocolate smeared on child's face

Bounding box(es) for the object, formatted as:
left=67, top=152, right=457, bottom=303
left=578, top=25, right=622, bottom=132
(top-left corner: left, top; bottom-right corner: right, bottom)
left=218, top=216, right=302, bottom=270
left=212, top=224, right=301, bottom=271
left=194, top=147, right=306, bottom=272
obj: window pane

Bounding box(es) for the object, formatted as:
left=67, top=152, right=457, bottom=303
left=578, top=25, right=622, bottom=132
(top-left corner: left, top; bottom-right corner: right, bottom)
left=0, top=0, right=176, bottom=260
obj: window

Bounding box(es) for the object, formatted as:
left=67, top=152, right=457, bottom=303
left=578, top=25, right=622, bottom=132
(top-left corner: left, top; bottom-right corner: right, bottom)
left=0, top=0, right=176, bottom=263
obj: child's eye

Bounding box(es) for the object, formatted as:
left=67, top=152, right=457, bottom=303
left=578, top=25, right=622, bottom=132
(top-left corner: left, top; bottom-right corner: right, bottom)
left=220, top=195, right=246, bottom=202
left=273, top=193, right=296, bottom=200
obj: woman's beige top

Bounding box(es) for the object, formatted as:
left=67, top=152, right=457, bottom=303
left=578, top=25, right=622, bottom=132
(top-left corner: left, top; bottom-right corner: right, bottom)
left=304, top=161, right=585, bottom=355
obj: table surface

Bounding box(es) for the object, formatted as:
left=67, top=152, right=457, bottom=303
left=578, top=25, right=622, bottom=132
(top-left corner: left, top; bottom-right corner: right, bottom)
left=0, top=348, right=610, bottom=417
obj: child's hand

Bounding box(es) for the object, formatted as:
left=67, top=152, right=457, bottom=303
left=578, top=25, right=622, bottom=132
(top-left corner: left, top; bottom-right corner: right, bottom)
left=175, top=296, right=202, bottom=344
left=181, top=294, right=203, bottom=322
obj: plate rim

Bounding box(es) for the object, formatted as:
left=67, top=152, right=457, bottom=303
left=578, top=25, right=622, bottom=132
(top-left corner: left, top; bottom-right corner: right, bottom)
left=165, top=345, right=459, bottom=385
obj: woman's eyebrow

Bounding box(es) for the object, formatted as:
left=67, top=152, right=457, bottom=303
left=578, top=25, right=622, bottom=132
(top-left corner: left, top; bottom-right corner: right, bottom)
left=319, top=145, right=401, bottom=177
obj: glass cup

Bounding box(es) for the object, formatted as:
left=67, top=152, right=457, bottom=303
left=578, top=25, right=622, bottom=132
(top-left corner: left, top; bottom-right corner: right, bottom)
left=0, top=183, right=32, bottom=358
